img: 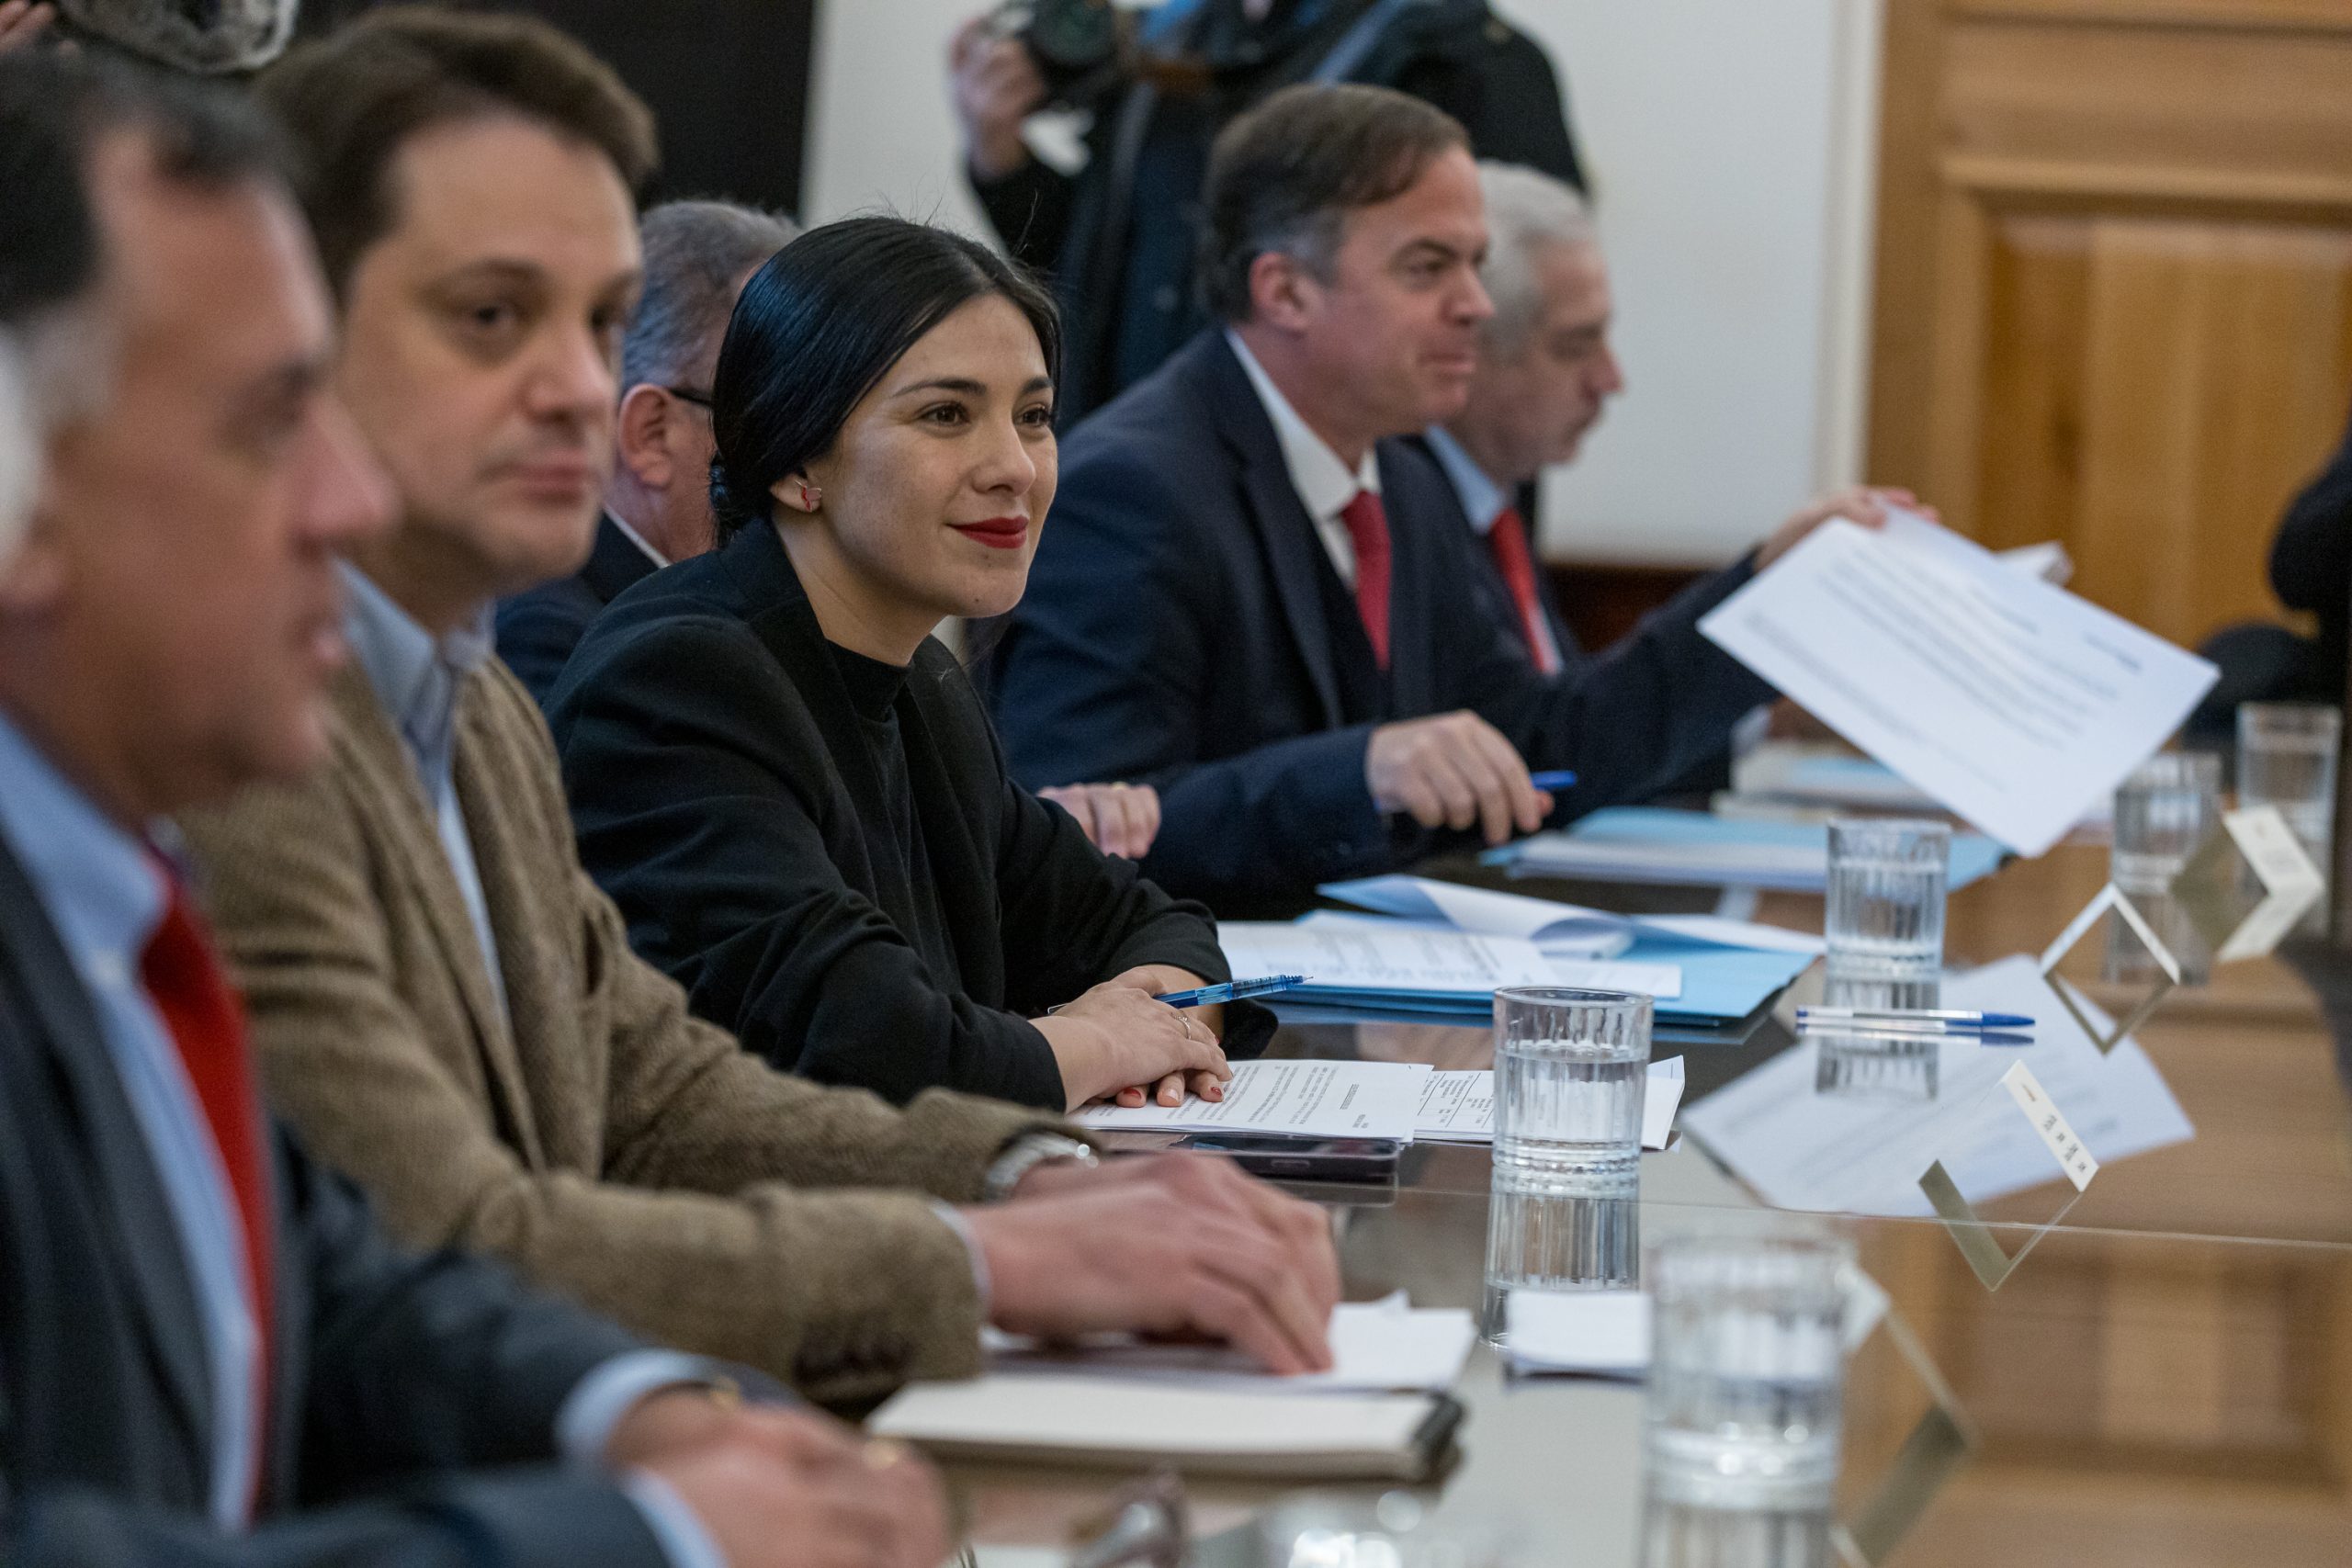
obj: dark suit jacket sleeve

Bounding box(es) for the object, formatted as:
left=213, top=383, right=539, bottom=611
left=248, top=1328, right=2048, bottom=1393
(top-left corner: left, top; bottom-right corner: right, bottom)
left=494, top=583, right=598, bottom=712
left=10, top=1471, right=665, bottom=1568
left=558, top=615, right=1069, bottom=1109
left=997, top=446, right=1396, bottom=908
left=282, top=1128, right=650, bottom=1489
left=1445, top=543, right=1776, bottom=814
left=2271, top=404, right=2352, bottom=619
left=969, top=157, right=1079, bottom=273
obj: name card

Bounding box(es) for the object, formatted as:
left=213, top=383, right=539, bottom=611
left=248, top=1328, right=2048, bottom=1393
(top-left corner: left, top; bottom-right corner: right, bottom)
left=1998, top=1061, right=2098, bottom=1191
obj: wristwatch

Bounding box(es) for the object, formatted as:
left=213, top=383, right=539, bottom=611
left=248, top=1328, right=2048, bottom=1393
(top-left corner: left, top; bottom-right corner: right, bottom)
left=982, top=1132, right=1101, bottom=1203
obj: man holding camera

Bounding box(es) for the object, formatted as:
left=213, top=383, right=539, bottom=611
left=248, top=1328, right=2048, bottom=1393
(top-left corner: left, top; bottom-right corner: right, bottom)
left=951, top=0, right=1585, bottom=424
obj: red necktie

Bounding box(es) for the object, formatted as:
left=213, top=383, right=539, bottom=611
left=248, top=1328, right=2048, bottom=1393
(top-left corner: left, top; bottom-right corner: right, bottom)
left=1487, top=506, right=1561, bottom=675
left=141, top=870, right=274, bottom=1504
left=1340, top=490, right=1392, bottom=669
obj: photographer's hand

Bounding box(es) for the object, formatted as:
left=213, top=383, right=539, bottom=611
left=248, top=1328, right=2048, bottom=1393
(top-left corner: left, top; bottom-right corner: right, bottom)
left=949, top=14, right=1047, bottom=180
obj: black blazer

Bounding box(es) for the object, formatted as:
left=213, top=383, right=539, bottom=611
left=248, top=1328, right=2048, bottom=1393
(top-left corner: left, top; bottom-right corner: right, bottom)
left=987, top=331, right=1775, bottom=915
left=495, top=513, right=662, bottom=710
left=546, top=521, right=1256, bottom=1111
left=0, top=834, right=672, bottom=1566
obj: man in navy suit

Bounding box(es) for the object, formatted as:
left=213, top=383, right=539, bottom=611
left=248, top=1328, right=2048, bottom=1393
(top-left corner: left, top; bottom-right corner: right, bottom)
left=0, top=49, right=944, bottom=1568
left=993, top=85, right=1864, bottom=914
left=497, top=200, right=796, bottom=707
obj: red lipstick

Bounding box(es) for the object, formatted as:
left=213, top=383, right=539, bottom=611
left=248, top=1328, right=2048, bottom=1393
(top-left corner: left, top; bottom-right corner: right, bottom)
left=949, top=516, right=1029, bottom=550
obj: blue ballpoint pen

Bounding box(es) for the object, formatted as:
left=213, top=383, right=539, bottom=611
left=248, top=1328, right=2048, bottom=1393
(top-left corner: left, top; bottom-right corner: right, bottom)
left=1794, top=1007, right=2035, bottom=1031
left=1157, top=975, right=1307, bottom=1009
left=1529, top=771, right=1578, bottom=791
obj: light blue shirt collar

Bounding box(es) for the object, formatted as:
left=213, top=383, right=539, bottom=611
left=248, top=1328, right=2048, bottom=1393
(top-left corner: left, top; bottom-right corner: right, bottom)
left=1423, top=424, right=1510, bottom=535
left=0, top=706, right=166, bottom=978
left=339, top=561, right=494, bottom=783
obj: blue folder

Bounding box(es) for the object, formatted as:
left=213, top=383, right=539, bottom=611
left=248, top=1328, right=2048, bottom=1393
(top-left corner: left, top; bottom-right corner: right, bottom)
left=1485, top=807, right=2007, bottom=894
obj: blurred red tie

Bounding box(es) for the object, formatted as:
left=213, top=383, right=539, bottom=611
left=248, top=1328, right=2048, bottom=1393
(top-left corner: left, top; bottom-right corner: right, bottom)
left=1487, top=506, right=1560, bottom=675
left=1340, top=489, right=1392, bottom=669
left=141, top=867, right=274, bottom=1507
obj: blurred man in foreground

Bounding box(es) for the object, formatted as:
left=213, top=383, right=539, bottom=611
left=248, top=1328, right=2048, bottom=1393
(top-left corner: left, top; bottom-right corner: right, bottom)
left=0, top=48, right=945, bottom=1568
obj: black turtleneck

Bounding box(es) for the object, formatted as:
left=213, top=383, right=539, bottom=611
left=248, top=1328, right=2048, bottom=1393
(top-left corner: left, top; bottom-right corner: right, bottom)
left=824, top=641, right=961, bottom=992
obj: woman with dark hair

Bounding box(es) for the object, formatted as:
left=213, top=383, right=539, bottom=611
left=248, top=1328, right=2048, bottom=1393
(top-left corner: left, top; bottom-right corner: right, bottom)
left=547, top=216, right=1267, bottom=1111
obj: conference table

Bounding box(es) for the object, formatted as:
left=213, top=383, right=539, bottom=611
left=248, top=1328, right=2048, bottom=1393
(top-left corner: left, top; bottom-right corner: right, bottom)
left=945, top=842, right=2352, bottom=1567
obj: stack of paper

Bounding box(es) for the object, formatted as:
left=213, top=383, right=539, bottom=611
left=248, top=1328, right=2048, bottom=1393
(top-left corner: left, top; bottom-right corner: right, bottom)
left=1490, top=807, right=2007, bottom=894
left=1415, top=1060, right=1684, bottom=1150
left=1502, top=1271, right=1888, bottom=1379
left=983, top=1293, right=1476, bottom=1393
left=1696, top=513, right=2216, bottom=856
left=1077, top=1058, right=1429, bottom=1141
left=1079, top=1058, right=1688, bottom=1151
left=1216, top=919, right=1682, bottom=1011
left=1731, top=744, right=1946, bottom=814
left=1318, top=874, right=1826, bottom=959
left=874, top=1295, right=1473, bottom=1479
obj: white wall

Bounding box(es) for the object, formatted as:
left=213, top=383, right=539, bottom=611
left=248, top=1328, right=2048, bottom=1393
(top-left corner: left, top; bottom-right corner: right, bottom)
left=804, top=0, right=1884, bottom=568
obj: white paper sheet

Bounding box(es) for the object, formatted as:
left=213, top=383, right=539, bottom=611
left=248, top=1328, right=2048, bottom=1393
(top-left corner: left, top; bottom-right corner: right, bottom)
left=1697, top=517, right=2217, bottom=855
left=1677, top=956, right=2194, bottom=1218
left=983, top=1292, right=1476, bottom=1393
left=1413, top=1058, right=1685, bottom=1149
left=1075, top=1058, right=1429, bottom=1141
left=1224, top=919, right=1681, bottom=1000
left=1320, top=874, right=1818, bottom=965
left=1503, top=1268, right=1889, bottom=1378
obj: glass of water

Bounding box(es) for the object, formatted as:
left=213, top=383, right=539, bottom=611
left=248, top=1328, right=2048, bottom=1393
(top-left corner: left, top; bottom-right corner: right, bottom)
left=1824, top=818, right=1948, bottom=983
left=1493, top=987, right=1652, bottom=1178
left=2109, top=751, right=2222, bottom=896
left=1483, top=987, right=1651, bottom=1345
left=2239, top=705, right=2338, bottom=927
left=1644, top=1231, right=1854, bottom=1514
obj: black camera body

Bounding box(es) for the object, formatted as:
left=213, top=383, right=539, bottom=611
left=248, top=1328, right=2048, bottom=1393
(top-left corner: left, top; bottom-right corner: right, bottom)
left=988, top=0, right=1136, bottom=109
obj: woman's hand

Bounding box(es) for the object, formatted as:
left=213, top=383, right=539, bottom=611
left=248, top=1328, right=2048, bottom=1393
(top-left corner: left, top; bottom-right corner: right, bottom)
left=1038, top=780, right=1162, bottom=859
left=1033, top=966, right=1231, bottom=1111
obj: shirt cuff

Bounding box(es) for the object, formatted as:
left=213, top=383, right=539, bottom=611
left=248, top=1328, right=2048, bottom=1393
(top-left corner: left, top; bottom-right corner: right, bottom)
left=620, top=1468, right=730, bottom=1568
left=556, top=1349, right=737, bottom=1470
left=930, top=1200, right=990, bottom=1314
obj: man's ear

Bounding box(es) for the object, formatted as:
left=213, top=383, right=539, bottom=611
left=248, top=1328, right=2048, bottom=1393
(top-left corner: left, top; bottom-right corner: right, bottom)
left=1247, top=250, right=1322, bottom=334
left=615, top=382, right=674, bottom=491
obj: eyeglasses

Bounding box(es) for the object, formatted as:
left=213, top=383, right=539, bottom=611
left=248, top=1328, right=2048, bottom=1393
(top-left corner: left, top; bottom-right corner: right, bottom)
left=663, top=385, right=714, bottom=409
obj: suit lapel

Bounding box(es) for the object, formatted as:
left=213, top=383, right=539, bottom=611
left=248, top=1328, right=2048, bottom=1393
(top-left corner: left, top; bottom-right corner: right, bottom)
left=1200, top=337, right=1345, bottom=728
left=328, top=671, right=546, bottom=1165
left=0, top=834, right=212, bottom=1463
left=1376, top=441, right=1443, bottom=716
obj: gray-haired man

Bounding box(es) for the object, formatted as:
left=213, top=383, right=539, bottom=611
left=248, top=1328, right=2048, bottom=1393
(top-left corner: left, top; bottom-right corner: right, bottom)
left=497, top=198, right=794, bottom=705
left=1423, top=160, right=1920, bottom=681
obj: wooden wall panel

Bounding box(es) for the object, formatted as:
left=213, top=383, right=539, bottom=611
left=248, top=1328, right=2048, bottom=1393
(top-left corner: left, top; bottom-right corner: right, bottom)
left=1869, top=0, right=2352, bottom=649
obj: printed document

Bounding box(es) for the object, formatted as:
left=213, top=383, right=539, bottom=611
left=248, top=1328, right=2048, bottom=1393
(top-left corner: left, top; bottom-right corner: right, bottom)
left=1698, top=518, right=2216, bottom=855
left=1076, top=1058, right=1429, bottom=1141
left=1220, top=920, right=1679, bottom=1001
left=1415, top=1059, right=1684, bottom=1149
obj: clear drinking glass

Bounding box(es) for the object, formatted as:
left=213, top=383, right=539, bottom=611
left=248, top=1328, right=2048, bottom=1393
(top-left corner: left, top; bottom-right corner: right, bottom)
left=1824, top=818, right=1948, bottom=983
left=1259, top=1493, right=1524, bottom=1568
left=1644, top=1232, right=1854, bottom=1514
left=2238, top=705, right=2338, bottom=933
left=1483, top=987, right=1652, bottom=1348
left=2109, top=751, right=2222, bottom=896
left=1492, top=987, right=1652, bottom=1178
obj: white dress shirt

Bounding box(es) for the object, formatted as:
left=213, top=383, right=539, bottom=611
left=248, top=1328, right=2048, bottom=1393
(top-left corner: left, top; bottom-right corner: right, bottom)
left=1226, top=330, right=1381, bottom=589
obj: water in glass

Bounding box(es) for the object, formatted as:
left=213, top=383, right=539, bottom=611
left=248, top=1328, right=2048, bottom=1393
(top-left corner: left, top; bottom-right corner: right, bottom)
left=1824, top=818, right=1948, bottom=982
